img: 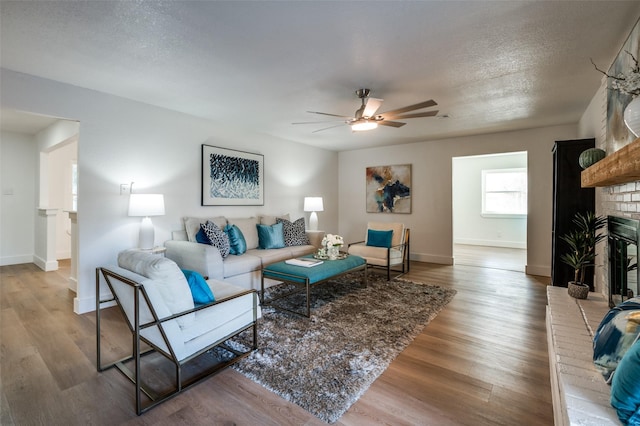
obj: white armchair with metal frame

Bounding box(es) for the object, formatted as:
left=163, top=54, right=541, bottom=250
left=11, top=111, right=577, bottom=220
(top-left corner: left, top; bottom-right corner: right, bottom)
left=96, top=250, right=259, bottom=415
left=347, top=222, right=410, bottom=280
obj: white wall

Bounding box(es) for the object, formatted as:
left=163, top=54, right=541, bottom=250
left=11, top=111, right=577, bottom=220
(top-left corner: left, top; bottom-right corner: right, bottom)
left=339, top=124, right=578, bottom=276
left=452, top=152, right=527, bottom=249
left=47, top=139, right=77, bottom=259
left=1, top=131, right=37, bottom=265
left=1, top=69, right=338, bottom=314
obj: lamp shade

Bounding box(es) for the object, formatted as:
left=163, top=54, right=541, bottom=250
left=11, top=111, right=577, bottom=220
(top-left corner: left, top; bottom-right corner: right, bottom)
left=128, top=194, right=165, bottom=217
left=303, top=197, right=324, bottom=212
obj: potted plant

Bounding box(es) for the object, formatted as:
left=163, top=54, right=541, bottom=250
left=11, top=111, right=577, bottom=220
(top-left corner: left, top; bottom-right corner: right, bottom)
left=560, top=211, right=606, bottom=299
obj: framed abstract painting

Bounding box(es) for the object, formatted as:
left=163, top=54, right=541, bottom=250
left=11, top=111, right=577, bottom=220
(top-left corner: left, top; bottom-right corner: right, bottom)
left=201, top=145, right=264, bottom=206
left=366, top=164, right=411, bottom=213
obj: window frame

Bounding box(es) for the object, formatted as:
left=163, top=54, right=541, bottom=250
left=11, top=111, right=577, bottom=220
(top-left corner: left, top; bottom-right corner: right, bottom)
left=481, top=167, right=527, bottom=218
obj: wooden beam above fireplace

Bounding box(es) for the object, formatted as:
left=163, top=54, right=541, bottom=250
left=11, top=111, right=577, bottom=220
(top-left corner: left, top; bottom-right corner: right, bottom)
left=581, top=137, right=640, bottom=187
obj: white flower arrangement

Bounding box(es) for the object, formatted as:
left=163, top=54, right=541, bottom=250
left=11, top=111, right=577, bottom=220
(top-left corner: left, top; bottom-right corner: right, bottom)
left=592, top=50, right=640, bottom=97
left=321, top=233, right=344, bottom=249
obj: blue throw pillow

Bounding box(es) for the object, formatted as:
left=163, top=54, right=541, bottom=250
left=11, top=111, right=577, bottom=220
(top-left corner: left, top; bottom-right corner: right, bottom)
left=195, top=227, right=211, bottom=245
left=611, top=339, right=640, bottom=425
left=366, top=229, right=393, bottom=248
left=224, top=224, right=247, bottom=255
left=593, top=298, right=640, bottom=381
left=256, top=222, right=285, bottom=249
left=181, top=269, right=215, bottom=304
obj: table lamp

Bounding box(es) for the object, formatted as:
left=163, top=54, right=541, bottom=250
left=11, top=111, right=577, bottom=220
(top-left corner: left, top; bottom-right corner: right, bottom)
left=128, top=193, right=165, bottom=249
left=303, top=197, right=323, bottom=231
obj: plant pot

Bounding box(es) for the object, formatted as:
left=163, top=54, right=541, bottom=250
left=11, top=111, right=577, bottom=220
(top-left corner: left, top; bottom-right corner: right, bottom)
left=568, top=281, right=589, bottom=299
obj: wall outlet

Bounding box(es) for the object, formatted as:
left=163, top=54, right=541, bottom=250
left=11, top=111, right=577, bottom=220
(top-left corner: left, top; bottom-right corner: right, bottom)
left=120, top=183, right=131, bottom=195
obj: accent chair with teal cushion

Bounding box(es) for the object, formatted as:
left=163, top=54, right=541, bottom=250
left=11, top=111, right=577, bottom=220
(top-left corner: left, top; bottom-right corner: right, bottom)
left=348, top=222, right=410, bottom=280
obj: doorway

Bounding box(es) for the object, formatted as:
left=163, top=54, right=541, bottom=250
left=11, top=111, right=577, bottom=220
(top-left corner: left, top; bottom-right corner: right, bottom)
left=452, top=152, right=527, bottom=272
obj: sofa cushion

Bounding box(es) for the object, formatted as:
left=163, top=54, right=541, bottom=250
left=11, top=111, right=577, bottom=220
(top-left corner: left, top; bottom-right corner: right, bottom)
left=183, top=216, right=227, bottom=242
left=228, top=217, right=259, bottom=250
left=611, top=340, right=640, bottom=425
left=117, top=249, right=195, bottom=327
left=277, top=217, right=309, bottom=246
left=366, top=229, right=393, bottom=248
left=201, top=221, right=231, bottom=258
left=259, top=213, right=290, bottom=225
left=257, top=222, right=285, bottom=249
left=182, top=269, right=215, bottom=304
left=222, top=252, right=262, bottom=278
left=224, top=224, right=247, bottom=255
left=348, top=244, right=403, bottom=266
left=247, top=247, right=294, bottom=266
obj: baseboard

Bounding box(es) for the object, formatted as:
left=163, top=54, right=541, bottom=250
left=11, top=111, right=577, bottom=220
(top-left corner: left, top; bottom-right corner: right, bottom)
left=33, top=255, right=58, bottom=272
left=410, top=253, right=454, bottom=265
left=454, top=238, right=526, bottom=249
left=525, top=264, right=550, bottom=277
left=0, top=254, right=34, bottom=266
left=68, top=276, right=77, bottom=292
left=75, top=293, right=115, bottom=314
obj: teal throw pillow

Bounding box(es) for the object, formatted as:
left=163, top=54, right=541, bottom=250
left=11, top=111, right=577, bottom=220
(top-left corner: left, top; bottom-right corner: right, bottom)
left=256, top=222, right=285, bottom=249
left=181, top=269, right=215, bottom=304
left=366, top=229, right=393, bottom=248
left=611, top=339, right=640, bottom=425
left=224, top=224, right=247, bottom=255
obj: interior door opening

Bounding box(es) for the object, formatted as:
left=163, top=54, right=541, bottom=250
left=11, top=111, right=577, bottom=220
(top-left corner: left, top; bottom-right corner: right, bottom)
left=452, top=152, right=528, bottom=272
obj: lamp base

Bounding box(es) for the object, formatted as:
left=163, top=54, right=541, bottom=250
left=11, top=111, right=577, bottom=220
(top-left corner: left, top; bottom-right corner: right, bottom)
left=309, top=211, right=318, bottom=231
left=138, top=217, right=155, bottom=249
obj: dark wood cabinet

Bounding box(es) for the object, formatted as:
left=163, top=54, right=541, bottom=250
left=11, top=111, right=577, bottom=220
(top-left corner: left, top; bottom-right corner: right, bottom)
left=551, top=138, right=595, bottom=289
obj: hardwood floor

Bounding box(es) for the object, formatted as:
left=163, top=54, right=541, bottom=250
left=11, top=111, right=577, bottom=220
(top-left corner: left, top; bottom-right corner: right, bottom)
left=1, top=260, right=553, bottom=425
left=454, top=244, right=527, bottom=273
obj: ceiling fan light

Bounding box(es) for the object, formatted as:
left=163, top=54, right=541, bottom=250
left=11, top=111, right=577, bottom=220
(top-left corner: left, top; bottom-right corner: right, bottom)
left=351, top=120, right=378, bottom=131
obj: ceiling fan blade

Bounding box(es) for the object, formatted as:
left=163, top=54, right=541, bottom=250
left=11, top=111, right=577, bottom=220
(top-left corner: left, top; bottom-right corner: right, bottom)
left=387, top=110, right=440, bottom=120
left=378, top=120, right=406, bottom=128
left=307, top=111, right=352, bottom=119
left=363, top=98, right=383, bottom=117
left=292, top=119, right=347, bottom=124
left=311, top=124, right=347, bottom=133
left=379, top=99, right=437, bottom=118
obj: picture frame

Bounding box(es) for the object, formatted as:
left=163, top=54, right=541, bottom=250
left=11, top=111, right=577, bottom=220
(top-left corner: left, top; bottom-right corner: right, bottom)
left=365, top=164, right=411, bottom=213
left=201, top=145, right=264, bottom=206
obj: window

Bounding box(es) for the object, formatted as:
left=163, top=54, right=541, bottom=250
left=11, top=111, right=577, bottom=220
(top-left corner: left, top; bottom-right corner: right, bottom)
left=481, top=168, right=527, bottom=216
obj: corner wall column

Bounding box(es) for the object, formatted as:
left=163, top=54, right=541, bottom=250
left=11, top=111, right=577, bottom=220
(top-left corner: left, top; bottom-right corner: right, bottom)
left=35, top=208, right=58, bottom=271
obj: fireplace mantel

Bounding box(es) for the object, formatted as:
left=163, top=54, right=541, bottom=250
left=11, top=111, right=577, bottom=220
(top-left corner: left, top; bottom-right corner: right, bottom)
left=581, top=137, right=640, bottom=187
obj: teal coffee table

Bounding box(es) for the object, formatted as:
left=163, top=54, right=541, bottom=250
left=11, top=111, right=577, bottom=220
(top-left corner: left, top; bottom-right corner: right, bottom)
left=261, top=254, right=367, bottom=317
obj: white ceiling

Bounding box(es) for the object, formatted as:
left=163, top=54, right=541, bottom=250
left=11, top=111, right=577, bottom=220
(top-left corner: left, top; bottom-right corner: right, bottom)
left=1, top=1, right=639, bottom=151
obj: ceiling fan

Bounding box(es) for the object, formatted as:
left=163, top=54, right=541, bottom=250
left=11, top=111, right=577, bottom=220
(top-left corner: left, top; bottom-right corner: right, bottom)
left=293, top=88, right=438, bottom=133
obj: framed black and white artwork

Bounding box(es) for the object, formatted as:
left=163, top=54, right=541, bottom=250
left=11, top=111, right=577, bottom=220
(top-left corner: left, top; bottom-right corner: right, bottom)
left=201, top=145, right=264, bottom=206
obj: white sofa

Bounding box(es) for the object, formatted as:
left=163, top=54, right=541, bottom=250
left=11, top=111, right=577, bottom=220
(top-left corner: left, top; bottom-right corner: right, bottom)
left=96, top=249, right=260, bottom=414
left=164, top=215, right=320, bottom=290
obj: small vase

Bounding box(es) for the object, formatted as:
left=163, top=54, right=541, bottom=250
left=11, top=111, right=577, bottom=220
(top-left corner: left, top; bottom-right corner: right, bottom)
left=624, top=96, right=640, bottom=137
left=327, top=245, right=340, bottom=260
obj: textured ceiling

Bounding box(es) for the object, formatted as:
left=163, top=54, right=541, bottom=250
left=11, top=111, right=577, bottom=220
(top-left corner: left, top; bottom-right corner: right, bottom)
left=1, top=1, right=639, bottom=151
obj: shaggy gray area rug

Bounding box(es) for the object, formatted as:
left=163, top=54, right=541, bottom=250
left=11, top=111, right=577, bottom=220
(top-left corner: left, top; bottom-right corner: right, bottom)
left=227, top=271, right=456, bottom=423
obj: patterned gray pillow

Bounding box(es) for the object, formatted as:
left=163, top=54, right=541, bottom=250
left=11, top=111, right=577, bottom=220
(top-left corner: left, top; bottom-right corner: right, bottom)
left=201, top=221, right=231, bottom=258
left=276, top=217, right=309, bottom=246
